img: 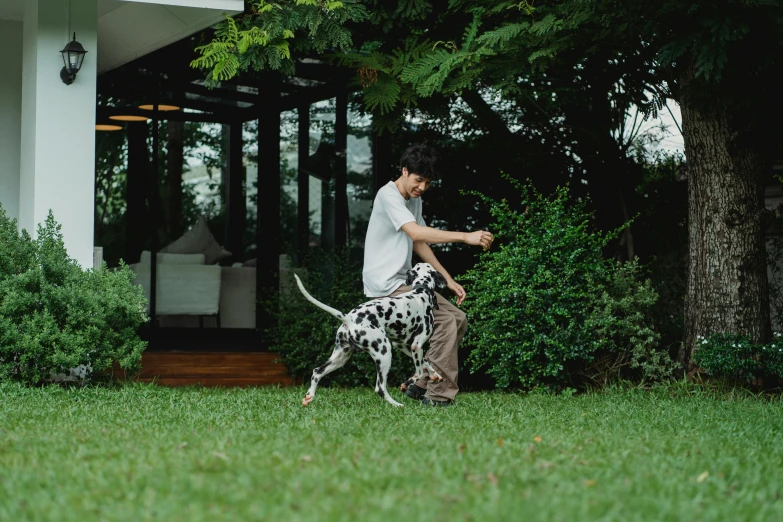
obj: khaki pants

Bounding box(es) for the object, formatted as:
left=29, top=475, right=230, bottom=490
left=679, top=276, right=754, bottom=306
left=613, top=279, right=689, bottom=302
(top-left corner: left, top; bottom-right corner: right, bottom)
left=388, top=286, right=467, bottom=402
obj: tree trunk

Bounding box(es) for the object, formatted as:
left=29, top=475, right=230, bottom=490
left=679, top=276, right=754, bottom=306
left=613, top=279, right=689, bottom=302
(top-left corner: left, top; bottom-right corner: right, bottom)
left=681, top=96, right=771, bottom=372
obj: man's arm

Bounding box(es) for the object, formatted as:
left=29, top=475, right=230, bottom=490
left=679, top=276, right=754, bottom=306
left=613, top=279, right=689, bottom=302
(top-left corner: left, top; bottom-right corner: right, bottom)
left=413, top=241, right=468, bottom=305
left=401, top=222, right=493, bottom=249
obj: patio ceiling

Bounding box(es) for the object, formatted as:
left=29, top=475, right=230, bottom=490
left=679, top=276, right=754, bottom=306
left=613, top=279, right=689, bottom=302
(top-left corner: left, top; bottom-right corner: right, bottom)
left=0, top=0, right=243, bottom=73
left=97, top=35, right=356, bottom=124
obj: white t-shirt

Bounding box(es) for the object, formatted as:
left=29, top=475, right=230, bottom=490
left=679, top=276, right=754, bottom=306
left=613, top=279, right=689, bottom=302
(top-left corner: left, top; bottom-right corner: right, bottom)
left=363, top=181, right=426, bottom=297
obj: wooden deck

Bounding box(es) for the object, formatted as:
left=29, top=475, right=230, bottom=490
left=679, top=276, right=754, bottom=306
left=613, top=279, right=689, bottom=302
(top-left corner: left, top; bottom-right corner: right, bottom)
left=120, top=352, right=297, bottom=387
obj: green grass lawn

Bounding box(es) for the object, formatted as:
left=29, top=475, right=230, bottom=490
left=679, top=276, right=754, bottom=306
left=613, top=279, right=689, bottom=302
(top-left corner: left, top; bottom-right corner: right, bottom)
left=1, top=382, right=782, bottom=522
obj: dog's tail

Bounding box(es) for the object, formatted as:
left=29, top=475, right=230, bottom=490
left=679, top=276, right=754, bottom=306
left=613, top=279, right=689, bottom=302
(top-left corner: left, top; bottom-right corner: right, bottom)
left=293, top=273, right=347, bottom=324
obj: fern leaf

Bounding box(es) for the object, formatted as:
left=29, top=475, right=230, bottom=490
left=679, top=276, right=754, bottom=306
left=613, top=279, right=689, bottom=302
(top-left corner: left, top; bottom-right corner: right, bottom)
left=211, top=54, right=239, bottom=81
left=475, top=23, right=528, bottom=48
left=530, top=13, right=563, bottom=36
left=399, top=49, right=452, bottom=85
left=528, top=46, right=560, bottom=63
left=461, top=11, right=482, bottom=49
left=364, top=73, right=401, bottom=114
left=275, top=41, right=291, bottom=59
left=225, top=15, right=239, bottom=42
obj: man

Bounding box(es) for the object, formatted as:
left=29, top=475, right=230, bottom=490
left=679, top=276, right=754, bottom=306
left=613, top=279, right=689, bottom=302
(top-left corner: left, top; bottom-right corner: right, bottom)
left=363, top=144, right=493, bottom=406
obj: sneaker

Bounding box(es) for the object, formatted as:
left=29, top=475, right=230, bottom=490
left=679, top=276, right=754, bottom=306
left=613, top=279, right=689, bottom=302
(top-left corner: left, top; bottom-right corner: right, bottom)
left=404, top=382, right=427, bottom=400
left=421, top=397, right=454, bottom=407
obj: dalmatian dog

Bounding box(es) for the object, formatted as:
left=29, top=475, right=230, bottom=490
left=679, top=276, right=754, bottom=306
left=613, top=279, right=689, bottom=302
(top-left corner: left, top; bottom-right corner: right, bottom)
left=293, top=262, right=447, bottom=407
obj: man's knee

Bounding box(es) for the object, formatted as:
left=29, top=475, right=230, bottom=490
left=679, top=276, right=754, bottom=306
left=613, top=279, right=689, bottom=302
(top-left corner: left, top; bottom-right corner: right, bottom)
left=436, top=308, right=466, bottom=336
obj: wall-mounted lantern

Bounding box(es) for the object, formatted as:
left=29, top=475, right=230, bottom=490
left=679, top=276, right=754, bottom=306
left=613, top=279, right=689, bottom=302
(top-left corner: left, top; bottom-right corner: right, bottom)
left=60, top=32, right=87, bottom=85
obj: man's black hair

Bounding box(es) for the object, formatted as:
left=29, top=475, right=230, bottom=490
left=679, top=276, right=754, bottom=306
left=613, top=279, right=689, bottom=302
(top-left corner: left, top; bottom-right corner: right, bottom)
left=400, top=143, right=439, bottom=180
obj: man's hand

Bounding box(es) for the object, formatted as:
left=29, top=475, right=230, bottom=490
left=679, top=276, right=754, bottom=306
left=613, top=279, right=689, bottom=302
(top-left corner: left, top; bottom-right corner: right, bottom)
left=465, top=230, right=494, bottom=251
left=448, top=279, right=467, bottom=306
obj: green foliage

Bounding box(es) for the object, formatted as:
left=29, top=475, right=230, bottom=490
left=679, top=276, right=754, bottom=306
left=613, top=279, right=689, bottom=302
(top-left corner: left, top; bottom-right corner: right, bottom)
left=583, top=261, right=675, bottom=385
left=262, top=248, right=408, bottom=387
left=766, top=228, right=783, bottom=331
left=461, top=180, right=671, bottom=390
left=190, top=1, right=367, bottom=84
left=693, top=333, right=783, bottom=386
left=0, top=206, right=148, bottom=385
left=188, top=0, right=783, bottom=137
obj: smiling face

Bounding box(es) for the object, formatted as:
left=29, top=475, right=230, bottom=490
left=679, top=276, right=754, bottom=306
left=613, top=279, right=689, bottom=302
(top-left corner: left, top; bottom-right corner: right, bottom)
left=398, top=168, right=432, bottom=199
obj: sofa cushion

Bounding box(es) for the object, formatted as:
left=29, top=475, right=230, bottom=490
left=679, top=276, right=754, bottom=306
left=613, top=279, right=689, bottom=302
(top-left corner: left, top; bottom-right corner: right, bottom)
left=130, top=263, right=222, bottom=315
left=140, top=251, right=206, bottom=265
left=160, top=215, right=232, bottom=265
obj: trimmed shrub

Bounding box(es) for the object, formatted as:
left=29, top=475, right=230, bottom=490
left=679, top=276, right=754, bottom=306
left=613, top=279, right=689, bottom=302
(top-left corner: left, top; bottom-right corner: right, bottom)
left=461, top=180, right=673, bottom=390
left=0, top=206, right=148, bottom=385
left=263, top=248, right=409, bottom=388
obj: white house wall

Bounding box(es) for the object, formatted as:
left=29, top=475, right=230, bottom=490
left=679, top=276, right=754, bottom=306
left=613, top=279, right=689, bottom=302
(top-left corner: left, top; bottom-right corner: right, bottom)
left=0, top=19, right=22, bottom=221
left=19, top=0, right=98, bottom=269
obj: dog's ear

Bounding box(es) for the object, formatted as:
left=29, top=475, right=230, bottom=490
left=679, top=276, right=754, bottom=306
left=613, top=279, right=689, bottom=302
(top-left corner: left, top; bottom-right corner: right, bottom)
left=433, top=270, right=447, bottom=289
left=405, top=268, right=415, bottom=286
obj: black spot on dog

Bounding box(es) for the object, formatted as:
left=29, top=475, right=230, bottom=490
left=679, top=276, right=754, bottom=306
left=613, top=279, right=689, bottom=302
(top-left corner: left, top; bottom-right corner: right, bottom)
left=412, top=324, right=423, bottom=338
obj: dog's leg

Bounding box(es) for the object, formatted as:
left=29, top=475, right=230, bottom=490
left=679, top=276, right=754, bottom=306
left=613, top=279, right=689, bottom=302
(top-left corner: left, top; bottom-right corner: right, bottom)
left=303, top=328, right=353, bottom=406
left=422, top=360, right=443, bottom=383
left=412, top=336, right=443, bottom=383
left=408, top=343, right=428, bottom=383
left=369, top=337, right=403, bottom=407
left=396, top=344, right=419, bottom=392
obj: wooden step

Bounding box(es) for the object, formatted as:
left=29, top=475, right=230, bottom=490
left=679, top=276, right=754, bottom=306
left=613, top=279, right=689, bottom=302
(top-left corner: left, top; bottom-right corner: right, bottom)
left=116, top=352, right=297, bottom=387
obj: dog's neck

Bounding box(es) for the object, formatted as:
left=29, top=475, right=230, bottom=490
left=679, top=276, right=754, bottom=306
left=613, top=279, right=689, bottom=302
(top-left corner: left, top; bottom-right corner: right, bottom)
left=411, top=284, right=439, bottom=309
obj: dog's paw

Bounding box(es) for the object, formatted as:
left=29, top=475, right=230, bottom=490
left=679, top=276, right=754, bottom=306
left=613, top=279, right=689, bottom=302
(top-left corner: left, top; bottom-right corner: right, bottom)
left=400, top=378, right=415, bottom=393
left=429, top=373, right=444, bottom=383
left=302, top=394, right=313, bottom=407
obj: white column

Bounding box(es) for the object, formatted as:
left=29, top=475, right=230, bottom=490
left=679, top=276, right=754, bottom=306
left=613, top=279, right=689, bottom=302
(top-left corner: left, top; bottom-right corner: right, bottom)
left=19, top=0, right=98, bottom=269
left=0, top=20, right=23, bottom=221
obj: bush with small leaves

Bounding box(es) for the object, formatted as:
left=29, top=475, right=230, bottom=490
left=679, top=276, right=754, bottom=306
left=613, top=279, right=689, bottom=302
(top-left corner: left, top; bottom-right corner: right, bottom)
left=0, top=205, right=148, bottom=385
left=460, top=180, right=671, bottom=390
